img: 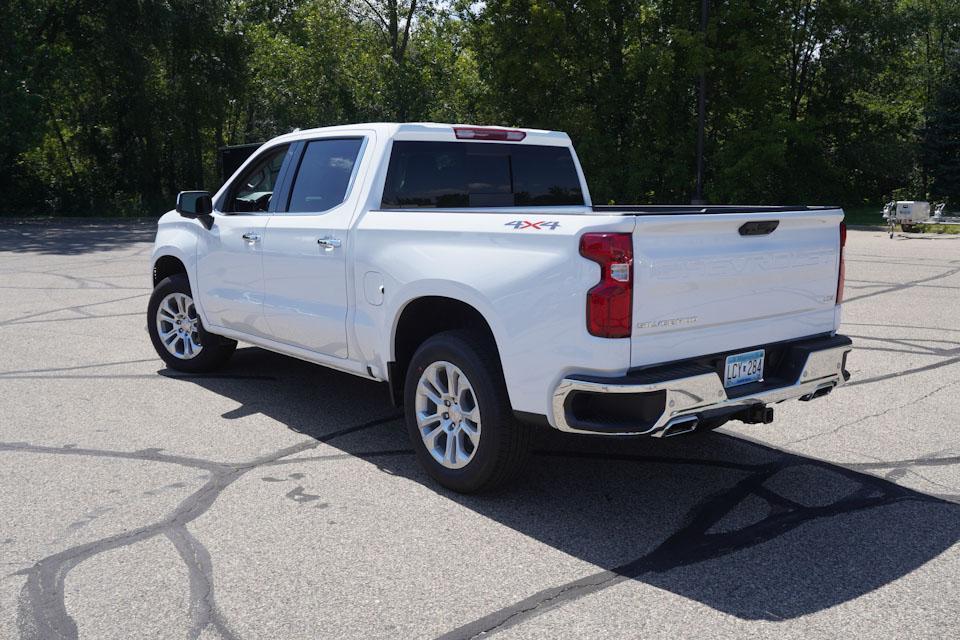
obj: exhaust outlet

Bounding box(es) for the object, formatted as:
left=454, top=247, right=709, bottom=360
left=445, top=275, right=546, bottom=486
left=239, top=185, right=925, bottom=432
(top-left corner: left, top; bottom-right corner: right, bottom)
left=653, top=415, right=699, bottom=438
left=812, top=384, right=834, bottom=399
left=800, top=383, right=835, bottom=402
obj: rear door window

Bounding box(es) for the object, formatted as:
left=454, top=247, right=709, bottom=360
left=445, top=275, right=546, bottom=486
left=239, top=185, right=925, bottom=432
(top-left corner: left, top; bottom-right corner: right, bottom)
left=381, top=141, right=584, bottom=208
left=286, top=138, right=363, bottom=213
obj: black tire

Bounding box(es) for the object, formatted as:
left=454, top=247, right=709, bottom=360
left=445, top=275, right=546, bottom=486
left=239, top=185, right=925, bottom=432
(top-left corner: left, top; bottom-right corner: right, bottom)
left=403, top=330, right=531, bottom=493
left=147, top=274, right=237, bottom=372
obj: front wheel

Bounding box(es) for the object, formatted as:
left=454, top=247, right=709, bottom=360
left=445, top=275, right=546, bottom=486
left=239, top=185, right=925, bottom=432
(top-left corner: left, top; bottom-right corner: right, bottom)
left=404, top=331, right=530, bottom=493
left=147, top=274, right=236, bottom=372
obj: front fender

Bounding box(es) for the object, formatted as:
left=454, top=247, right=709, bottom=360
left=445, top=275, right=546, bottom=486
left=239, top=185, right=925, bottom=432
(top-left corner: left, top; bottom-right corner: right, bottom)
left=151, top=213, right=205, bottom=323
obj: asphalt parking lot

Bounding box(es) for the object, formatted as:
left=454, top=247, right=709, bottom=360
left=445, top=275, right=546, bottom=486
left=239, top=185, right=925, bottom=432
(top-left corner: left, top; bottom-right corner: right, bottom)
left=1, top=220, right=958, bottom=640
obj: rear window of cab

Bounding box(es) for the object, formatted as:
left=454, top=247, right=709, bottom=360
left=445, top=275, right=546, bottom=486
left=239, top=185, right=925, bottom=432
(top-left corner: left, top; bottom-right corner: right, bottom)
left=381, top=141, right=584, bottom=208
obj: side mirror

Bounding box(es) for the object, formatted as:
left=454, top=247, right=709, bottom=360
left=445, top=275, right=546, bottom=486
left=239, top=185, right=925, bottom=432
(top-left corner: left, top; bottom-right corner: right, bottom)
left=176, top=191, right=213, bottom=216
left=176, top=191, right=214, bottom=229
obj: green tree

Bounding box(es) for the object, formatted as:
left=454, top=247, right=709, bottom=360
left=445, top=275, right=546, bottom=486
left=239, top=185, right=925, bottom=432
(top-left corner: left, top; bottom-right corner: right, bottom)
left=924, top=51, right=960, bottom=201
left=1, top=0, right=957, bottom=215
left=0, top=0, right=45, bottom=207
left=468, top=1, right=702, bottom=203
left=4, top=0, right=244, bottom=213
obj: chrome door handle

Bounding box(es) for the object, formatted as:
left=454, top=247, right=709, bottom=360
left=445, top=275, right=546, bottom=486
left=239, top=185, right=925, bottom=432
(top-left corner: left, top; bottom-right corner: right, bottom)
left=242, top=232, right=261, bottom=243
left=317, top=237, right=342, bottom=250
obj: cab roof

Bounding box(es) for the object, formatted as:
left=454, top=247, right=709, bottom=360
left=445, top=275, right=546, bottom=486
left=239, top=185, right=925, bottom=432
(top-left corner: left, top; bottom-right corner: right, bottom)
left=269, top=122, right=572, bottom=147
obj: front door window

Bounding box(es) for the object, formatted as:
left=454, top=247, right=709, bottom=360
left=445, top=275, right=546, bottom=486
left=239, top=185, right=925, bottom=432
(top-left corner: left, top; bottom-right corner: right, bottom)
left=225, top=145, right=290, bottom=213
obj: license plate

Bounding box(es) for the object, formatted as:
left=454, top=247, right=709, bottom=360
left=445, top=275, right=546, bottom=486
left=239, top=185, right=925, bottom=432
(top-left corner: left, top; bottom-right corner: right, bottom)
left=724, top=349, right=765, bottom=388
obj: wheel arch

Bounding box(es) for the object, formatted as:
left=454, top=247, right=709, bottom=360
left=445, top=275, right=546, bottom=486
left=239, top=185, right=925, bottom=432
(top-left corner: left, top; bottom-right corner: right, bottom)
left=152, top=254, right=188, bottom=286
left=150, top=239, right=211, bottom=327
left=388, top=296, right=504, bottom=408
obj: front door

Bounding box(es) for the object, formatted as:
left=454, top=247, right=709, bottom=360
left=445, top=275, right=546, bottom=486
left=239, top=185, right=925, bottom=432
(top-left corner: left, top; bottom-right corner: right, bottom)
left=261, top=136, right=367, bottom=357
left=195, top=144, right=292, bottom=337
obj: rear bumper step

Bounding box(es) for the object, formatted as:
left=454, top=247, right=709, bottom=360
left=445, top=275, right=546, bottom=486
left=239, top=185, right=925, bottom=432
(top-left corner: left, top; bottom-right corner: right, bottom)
left=551, top=335, right=852, bottom=436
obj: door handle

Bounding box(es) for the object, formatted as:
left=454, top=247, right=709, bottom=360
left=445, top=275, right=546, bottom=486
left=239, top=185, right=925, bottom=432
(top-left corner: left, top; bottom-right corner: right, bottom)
left=242, top=232, right=261, bottom=243
left=317, top=236, right=342, bottom=250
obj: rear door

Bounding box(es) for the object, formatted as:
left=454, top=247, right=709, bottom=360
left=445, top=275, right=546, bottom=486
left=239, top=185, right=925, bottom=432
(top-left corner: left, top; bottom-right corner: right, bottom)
left=629, top=210, right=843, bottom=367
left=261, top=135, right=368, bottom=357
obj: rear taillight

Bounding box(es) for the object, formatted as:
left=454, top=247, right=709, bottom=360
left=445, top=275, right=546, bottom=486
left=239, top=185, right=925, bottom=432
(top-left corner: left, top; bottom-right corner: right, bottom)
left=580, top=233, right=633, bottom=338
left=836, top=221, right=847, bottom=304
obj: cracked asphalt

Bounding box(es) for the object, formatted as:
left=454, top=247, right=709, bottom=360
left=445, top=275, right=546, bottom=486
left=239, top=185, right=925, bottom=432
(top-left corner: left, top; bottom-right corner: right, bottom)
left=1, top=219, right=959, bottom=640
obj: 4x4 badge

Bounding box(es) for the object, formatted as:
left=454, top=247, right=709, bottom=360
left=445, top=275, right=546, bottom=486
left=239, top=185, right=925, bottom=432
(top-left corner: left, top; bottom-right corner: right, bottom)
left=504, top=220, right=560, bottom=230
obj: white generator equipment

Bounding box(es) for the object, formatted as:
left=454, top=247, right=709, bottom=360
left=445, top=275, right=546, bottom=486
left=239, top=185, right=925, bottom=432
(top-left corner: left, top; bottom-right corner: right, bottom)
left=884, top=200, right=932, bottom=236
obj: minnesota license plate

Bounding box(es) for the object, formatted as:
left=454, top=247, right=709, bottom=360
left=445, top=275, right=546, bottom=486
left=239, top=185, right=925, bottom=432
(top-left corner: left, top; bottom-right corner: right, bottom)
left=724, top=349, right=765, bottom=388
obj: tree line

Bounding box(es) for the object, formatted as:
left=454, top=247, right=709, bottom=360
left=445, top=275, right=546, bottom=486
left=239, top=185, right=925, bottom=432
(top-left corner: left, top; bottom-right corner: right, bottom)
left=1, top=0, right=958, bottom=216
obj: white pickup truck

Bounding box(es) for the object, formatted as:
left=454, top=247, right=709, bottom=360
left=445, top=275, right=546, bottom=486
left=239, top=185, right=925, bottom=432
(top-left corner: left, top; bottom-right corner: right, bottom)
left=149, top=122, right=852, bottom=492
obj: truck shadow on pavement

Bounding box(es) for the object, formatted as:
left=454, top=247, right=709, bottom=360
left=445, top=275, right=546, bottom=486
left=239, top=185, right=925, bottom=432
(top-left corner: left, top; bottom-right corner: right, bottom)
left=174, top=346, right=960, bottom=632
left=0, top=219, right=157, bottom=255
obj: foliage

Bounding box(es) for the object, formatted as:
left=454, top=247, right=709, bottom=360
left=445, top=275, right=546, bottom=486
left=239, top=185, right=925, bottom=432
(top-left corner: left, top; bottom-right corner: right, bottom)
left=0, top=0, right=958, bottom=215
left=923, top=49, right=960, bottom=202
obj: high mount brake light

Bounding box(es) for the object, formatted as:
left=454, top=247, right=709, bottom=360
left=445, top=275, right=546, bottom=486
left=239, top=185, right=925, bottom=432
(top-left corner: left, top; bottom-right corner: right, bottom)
left=580, top=233, right=633, bottom=338
left=837, top=221, right=847, bottom=304
left=453, top=127, right=526, bottom=142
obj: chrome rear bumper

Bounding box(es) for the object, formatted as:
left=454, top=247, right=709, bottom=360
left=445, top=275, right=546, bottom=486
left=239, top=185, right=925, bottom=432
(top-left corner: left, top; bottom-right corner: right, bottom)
left=551, top=336, right=852, bottom=436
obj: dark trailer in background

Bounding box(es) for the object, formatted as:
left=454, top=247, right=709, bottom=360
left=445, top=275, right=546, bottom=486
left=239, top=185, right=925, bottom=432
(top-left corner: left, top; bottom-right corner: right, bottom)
left=218, top=143, right=263, bottom=186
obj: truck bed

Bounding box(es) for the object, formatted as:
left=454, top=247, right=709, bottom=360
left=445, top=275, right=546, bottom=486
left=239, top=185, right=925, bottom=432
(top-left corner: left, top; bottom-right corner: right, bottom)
left=594, top=204, right=837, bottom=215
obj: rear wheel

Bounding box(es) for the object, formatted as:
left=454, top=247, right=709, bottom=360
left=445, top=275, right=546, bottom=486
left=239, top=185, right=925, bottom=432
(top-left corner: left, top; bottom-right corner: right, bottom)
left=147, top=274, right=236, bottom=372
left=404, top=331, right=530, bottom=493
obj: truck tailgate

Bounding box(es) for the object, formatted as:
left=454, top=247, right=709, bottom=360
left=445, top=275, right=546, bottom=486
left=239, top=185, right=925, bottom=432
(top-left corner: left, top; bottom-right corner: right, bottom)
left=629, top=209, right=843, bottom=368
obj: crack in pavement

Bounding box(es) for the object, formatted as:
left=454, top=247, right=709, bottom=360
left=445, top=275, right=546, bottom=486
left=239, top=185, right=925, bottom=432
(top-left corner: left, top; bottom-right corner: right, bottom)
left=0, top=359, right=159, bottom=377
left=787, top=380, right=960, bottom=446
left=434, top=453, right=951, bottom=640
left=899, top=469, right=960, bottom=498
left=0, top=372, right=277, bottom=381
left=853, top=345, right=952, bottom=357
left=845, top=258, right=960, bottom=269
left=5, top=413, right=400, bottom=640
left=0, top=312, right=145, bottom=327
left=845, top=454, right=960, bottom=470
left=845, top=278, right=960, bottom=292
left=0, top=293, right=149, bottom=327
left=843, top=334, right=959, bottom=356
left=0, top=286, right=148, bottom=291
left=842, top=266, right=960, bottom=304
left=0, top=442, right=225, bottom=472
left=0, top=269, right=137, bottom=291
left=842, top=453, right=960, bottom=503
left=842, top=354, right=960, bottom=388
left=166, top=525, right=240, bottom=640
left=262, top=448, right=415, bottom=467
left=843, top=322, right=960, bottom=333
